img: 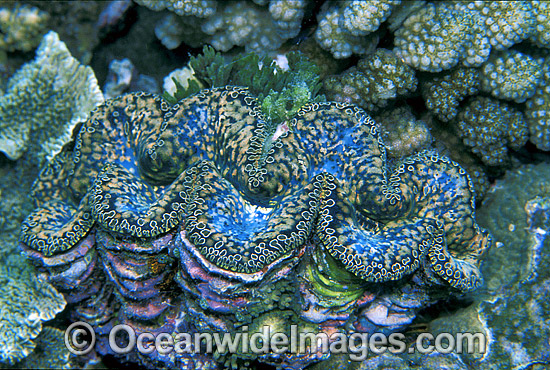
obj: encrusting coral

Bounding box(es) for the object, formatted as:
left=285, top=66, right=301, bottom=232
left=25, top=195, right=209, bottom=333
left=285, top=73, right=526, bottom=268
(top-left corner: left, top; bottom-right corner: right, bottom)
left=15, top=327, right=72, bottom=370
left=20, top=85, right=491, bottom=368
left=0, top=31, right=103, bottom=164
left=424, top=163, right=550, bottom=369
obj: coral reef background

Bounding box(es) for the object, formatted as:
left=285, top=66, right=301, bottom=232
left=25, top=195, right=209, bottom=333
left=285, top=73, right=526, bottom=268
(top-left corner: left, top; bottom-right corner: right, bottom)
left=0, top=0, right=549, bottom=369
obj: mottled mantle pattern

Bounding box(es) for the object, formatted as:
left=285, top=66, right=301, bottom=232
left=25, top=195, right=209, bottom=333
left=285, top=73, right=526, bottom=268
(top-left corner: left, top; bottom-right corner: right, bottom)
left=20, top=86, right=491, bottom=368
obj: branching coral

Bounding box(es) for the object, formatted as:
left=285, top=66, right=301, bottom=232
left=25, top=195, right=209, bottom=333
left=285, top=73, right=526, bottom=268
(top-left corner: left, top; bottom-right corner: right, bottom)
left=530, top=0, right=550, bottom=48
left=135, top=0, right=217, bottom=17
left=422, top=67, right=480, bottom=122
left=154, top=13, right=205, bottom=49
left=525, top=57, right=550, bottom=152
left=456, top=97, right=529, bottom=166
left=0, top=31, right=103, bottom=164
left=393, top=2, right=490, bottom=72
left=373, top=105, right=432, bottom=158
left=394, top=2, right=545, bottom=73
left=149, top=0, right=307, bottom=54
left=0, top=4, right=49, bottom=52
left=269, top=0, right=307, bottom=38
left=314, top=0, right=398, bottom=59
left=479, top=49, right=543, bottom=103
left=323, top=48, right=417, bottom=112
left=201, top=1, right=280, bottom=52
left=314, top=3, right=378, bottom=59
left=466, top=1, right=536, bottom=50
left=425, top=113, right=490, bottom=202
left=341, top=0, right=399, bottom=36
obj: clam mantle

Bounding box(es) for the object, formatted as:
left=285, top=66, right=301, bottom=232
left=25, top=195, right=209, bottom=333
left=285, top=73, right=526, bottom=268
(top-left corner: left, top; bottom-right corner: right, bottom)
left=20, top=86, right=491, bottom=368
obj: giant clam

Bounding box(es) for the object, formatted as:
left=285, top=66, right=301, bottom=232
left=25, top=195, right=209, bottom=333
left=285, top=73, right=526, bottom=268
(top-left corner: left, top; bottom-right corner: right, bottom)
left=20, top=86, right=491, bottom=369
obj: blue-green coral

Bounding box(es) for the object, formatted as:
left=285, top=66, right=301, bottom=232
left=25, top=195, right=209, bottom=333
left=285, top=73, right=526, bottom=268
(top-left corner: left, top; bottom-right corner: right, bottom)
left=0, top=31, right=103, bottom=163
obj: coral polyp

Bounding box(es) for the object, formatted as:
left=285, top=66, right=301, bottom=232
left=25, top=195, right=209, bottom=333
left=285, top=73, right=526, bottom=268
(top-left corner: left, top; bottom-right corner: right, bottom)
left=20, top=87, right=491, bottom=368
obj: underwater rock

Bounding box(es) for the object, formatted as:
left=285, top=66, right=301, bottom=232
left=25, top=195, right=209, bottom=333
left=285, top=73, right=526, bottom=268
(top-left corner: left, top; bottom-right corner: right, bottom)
left=20, top=87, right=491, bottom=368
left=103, top=58, right=159, bottom=100
left=428, top=163, right=550, bottom=369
